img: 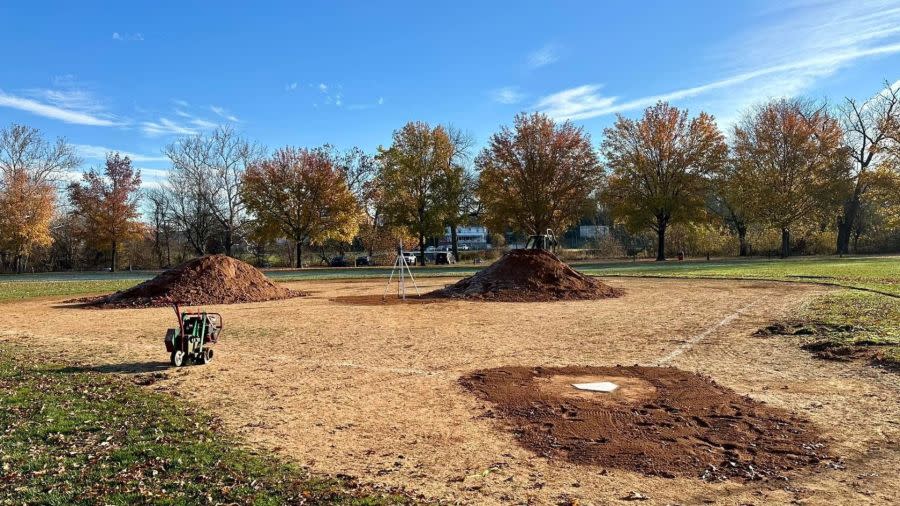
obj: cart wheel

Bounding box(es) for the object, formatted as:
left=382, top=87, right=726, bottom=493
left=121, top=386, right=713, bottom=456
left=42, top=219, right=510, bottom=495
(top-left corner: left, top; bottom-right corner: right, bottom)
left=199, top=348, right=214, bottom=365
left=171, top=350, right=186, bottom=367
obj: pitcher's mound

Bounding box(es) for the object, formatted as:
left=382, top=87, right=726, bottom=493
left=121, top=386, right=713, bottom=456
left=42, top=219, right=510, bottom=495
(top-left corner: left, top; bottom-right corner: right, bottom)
left=461, top=366, right=828, bottom=481
left=430, top=249, right=622, bottom=302
left=80, top=255, right=305, bottom=308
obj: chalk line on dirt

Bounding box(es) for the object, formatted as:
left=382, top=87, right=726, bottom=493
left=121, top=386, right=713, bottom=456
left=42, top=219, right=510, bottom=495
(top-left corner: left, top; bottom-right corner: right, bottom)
left=656, top=297, right=766, bottom=366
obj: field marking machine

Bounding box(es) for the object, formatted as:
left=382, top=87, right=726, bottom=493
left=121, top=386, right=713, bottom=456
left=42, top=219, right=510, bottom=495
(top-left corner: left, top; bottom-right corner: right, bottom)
left=164, top=303, right=222, bottom=367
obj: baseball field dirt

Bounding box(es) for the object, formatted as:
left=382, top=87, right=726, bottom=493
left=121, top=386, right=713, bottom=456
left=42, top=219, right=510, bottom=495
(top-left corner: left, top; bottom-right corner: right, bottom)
left=2, top=276, right=898, bottom=504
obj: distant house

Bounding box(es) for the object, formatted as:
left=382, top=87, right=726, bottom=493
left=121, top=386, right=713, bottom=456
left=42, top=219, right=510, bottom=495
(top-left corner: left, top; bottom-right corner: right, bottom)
left=443, top=226, right=489, bottom=248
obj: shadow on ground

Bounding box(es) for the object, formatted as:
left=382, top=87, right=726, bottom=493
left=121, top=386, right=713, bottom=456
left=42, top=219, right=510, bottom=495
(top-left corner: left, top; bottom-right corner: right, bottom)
left=54, top=361, right=171, bottom=374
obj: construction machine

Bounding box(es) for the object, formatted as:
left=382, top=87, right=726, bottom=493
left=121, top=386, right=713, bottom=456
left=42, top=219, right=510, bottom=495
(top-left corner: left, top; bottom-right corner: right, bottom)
left=164, top=304, right=222, bottom=367
left=524, top=229, right=559, bottom=252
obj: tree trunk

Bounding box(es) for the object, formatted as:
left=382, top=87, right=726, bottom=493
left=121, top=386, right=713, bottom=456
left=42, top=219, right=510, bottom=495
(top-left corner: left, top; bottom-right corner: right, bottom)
left=450, top=223, right=459, bottom=260
left=418, top=233, right=426, bottom=266
left=836, top=194, right=859, bottom=255
left=295, top=240, right=303, bottom=268
left=738, top=226, right=749, bottom=257
left=111, top=240, right=118, bottom=272
left=655, top=219, right=667, bottom=261
left=224, top=229, right=233, bottom=257
left=780, top=228, right=790, bottom=258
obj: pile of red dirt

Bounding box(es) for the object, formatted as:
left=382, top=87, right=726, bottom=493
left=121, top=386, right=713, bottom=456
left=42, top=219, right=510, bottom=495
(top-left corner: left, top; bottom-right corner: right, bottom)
left=430, top=249, right=622, bottom=302
left=461, top=366, right=829, bottom=481
left=80, top=255, right=305, bottom=308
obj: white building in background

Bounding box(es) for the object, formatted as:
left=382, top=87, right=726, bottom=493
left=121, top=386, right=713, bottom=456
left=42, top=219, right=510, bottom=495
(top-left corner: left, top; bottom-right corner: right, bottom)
left=579, top=225, right=610, bottom=239
left=443, top=226, right=488, bottom=246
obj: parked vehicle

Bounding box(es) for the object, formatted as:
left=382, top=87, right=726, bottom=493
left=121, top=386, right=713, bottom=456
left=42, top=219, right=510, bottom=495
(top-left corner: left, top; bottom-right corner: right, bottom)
left=329, top=256, right=351, bottom=267
left=434, top=251, right=455, bottom=264
left=400, top=251, right=418, bottom=265
left=355, top=256, right=371, bottom=266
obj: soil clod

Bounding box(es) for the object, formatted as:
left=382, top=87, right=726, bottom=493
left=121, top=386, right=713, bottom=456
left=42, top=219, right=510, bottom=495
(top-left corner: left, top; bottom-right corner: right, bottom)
left=76, top=255, right=305, bottom=308
left=430, top=249, right=622, bottom=302
left=460, top=365, right=828, bottom=481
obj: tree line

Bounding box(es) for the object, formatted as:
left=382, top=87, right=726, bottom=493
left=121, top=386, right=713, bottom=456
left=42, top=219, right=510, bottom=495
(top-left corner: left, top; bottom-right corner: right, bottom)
left=1, top=81, right=898, bottom=272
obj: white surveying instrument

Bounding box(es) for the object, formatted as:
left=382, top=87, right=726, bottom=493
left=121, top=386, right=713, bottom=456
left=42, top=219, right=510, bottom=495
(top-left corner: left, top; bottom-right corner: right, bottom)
left=383, top=243, right=420, bottom=300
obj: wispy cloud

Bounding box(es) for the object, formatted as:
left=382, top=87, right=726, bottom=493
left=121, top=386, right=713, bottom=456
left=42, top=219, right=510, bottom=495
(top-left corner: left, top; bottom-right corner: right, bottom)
left=528, top=44, right=559, bottom=69
left=490, top=86, right=526, bottom=104
left=536, top=1, right=900, bottom=122
left=139, top=101, right=236, bottom=136
left=139, top=168, right=170, bottom=178
left=285, top=82, right=298, bottom=91
left=0, top=89, right=120, bottom=126
left=140, top=118, right=201, bottom=137
left=210, top=105, right=240, bottom=122
left=74, top=144, right=167, bottom=163
left=112, top=32, right=144, bottom=41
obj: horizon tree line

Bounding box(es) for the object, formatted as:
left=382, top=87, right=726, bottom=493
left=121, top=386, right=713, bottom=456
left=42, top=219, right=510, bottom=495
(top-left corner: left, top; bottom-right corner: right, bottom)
left=1, top=80, right=898, bottom=272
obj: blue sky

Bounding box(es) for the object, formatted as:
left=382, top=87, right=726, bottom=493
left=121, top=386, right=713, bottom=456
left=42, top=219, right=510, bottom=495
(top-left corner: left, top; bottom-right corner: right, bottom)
left=1, top=0, right=899, bottom=188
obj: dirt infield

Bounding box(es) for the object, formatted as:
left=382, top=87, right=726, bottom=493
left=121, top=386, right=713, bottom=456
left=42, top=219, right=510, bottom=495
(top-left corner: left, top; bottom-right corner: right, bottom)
left=431, top=249, right=623, bottom=301
left=460, top=365, right=828, bottom=481
left=78, top=255, right=304, bottom=308
left=3, top=277, right=899, bottom=504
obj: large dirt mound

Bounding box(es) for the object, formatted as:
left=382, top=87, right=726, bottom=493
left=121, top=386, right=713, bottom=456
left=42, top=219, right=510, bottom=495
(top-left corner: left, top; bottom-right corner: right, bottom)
left=431, top=249, right=622, bottom=302
left=461, top=366, right=829, bottom=481
left=82, top=255, right=305, bottom=308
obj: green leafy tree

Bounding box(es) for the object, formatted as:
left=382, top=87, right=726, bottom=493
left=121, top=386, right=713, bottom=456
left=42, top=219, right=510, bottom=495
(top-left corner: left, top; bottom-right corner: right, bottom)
left=602, top=102, right=727, bottom=261
left=376, top=122, right=457, bottom=265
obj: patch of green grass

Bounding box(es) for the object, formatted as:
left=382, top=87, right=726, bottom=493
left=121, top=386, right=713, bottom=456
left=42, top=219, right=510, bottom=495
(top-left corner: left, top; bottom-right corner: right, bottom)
left=2, top=254, right=897, bottom=301
left=0, top=280, right=139, bottom=303
left=0, top=346, right=415, bottom=505
left=576, top=255, right=900, bottom=296
left=766, top=290, right=900, bottom=369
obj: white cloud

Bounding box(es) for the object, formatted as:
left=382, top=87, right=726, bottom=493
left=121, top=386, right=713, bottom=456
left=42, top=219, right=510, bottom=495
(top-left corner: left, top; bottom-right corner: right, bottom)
left=536, top=0, right=900, bottom=123
left=490, top=86, right=526, bottom=104
left=528, top=44, right=559, bottom=69
left=112, top=32, right=143, bottom=41
left=318, top=83, right=328, bottom=92
left=378, top=96, right=384, bottom=105
left=140, top=118, right=200, bottom=137
left=0, top=89, right=119, bottom=126
left=189, top=118, right=218, bottom=129
left=210, top=105, right=240, bottom=122
left=173, top=99, right=190, bottom=107
left=74, top=144, right=167, bottom=163
left=285, top=82, right=298, bottom=91
left=138, top=168, right=169, bottom=178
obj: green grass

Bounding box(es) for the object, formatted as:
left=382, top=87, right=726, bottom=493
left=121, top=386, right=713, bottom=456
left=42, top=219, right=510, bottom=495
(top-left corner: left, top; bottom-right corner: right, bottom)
left=1, top=254, right=897, bottom=302
left=575, top=255, right=899, bottom=296
left=0, top=280, right=140, bottom=303
left=0, top=346, right=415, bottom=505
left=761, top=290, right=900, bottom=369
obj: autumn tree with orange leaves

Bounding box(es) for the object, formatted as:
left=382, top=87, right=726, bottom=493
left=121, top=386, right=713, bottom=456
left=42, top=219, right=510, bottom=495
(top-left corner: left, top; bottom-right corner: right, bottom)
left=476, top=112, right=602, bottom=239
left=731, top=98, right=849, bottom=258
left=602, top=102, right=727, bottom=261
left=68, top=153, right=143, bottom=271
left=241, top=147, right=361, bottom=268
left=0, top=124, right=80, bottom=272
